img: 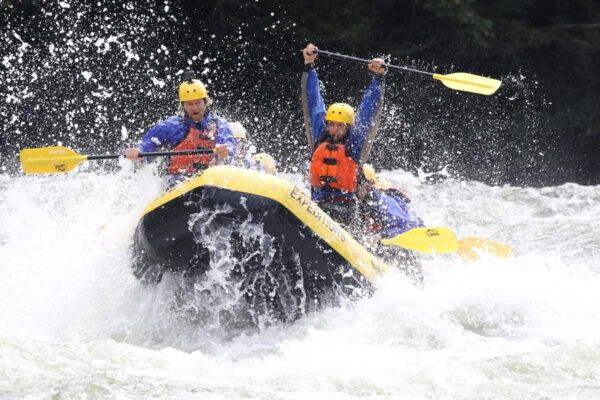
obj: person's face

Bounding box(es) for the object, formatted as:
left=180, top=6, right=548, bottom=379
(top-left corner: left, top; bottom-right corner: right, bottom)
left=183, top=98, right=207, bottom=122
left=326, top=121, right=349, bottom=141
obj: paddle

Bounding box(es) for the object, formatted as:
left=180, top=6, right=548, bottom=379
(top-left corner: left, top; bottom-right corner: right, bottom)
left=381, top=227, right=513, bottom=261
left=457, top=236, right=514, bottom=261
left=19, top=146, right=214, bottom=174
left=315, top=49, right=501, bottom=96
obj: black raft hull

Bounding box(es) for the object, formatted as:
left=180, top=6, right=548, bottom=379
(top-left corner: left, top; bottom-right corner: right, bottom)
left=132, top=166, right=389, bottom=323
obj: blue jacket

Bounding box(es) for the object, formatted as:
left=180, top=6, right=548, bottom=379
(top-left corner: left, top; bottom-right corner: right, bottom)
left=138, top=113, right=237, bottom=159
left=305, top=68, right=384, bottom=202
left=374, top=190, right=425, bottom=238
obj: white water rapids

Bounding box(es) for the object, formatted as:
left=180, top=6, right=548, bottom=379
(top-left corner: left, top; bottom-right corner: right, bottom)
left=1, top=162, right=599, bottom=399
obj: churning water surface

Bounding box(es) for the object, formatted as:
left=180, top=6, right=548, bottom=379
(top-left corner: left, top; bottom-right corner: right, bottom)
left=1, top=162, right=599, bottom=400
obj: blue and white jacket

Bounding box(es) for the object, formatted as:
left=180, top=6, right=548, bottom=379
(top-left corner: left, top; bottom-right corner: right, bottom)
left=374, top=189, right=425, bottom=238
left=138, top=113, right=236, bottom=158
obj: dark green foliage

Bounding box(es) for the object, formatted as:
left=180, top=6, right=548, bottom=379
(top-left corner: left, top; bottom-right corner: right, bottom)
left=1, top=0, right=598, bottom=184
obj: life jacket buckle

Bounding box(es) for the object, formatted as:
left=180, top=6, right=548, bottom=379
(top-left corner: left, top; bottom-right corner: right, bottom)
left=321, top=176, right=338, bottom=183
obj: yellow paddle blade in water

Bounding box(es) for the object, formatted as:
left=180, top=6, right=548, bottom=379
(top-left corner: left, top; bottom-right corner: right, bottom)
left=433, top=73, right=501, bottom=96
left=20, top=146, right=88, bottom=174
left=457, top=236, right=514, bottom=261
left=381, top=227, right=458, bottom=254
left=381, top=227, right=514, bottom=261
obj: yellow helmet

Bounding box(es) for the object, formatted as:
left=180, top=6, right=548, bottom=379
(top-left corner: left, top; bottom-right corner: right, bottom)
left=362, top=163, right=390, bottom=190
left=178, top=79, right=208, bottom=102
left=252, top=153, right=276, bottom=175
left=363, top=163, right=376, bottom=182
left=325, top=103, right=355, bottom=125
left=229, top=122, right=247, bottom=140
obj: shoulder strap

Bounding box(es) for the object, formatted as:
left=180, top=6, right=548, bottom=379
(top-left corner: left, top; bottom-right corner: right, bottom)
left=301, top=71, right=315, bottom=150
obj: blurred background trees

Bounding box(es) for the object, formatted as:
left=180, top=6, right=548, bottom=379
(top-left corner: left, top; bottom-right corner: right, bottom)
left=1, top=0, right=598, bottom=185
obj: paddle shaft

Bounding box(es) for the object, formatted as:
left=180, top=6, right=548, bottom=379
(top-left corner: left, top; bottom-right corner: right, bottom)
left=87, top=149, right=214, bottom=161
left=20, top=146, right=217, bottom=174
left=315, top=49, right=433, bottom=78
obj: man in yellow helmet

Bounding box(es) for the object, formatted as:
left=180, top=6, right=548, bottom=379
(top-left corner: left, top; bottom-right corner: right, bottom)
left=228, top=121, right=277, bottom=174
left=301, top=43, right=386, bottom=223
left=252, top=153, right=277, bottom=175
left=124, top=71, right=236, bottom=176
left=229, top=121, right=250, bottom=167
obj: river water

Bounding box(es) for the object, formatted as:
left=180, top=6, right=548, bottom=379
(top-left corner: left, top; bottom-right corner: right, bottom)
left=1, top=162, right=598, bottom=399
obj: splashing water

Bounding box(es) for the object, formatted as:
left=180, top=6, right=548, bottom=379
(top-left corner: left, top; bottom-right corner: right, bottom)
left=0, top=1, right=304, bottom=174
left=1, top=163, right=599, bottom=399
left=2, top=2, right=599, bottom=398
left=1, top=1, right=560, bottom=185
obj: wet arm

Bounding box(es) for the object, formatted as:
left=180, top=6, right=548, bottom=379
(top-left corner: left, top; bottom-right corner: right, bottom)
left=350, top=77, right=384, bottom=161
left=138, top=118, right=185, bottom=153
left=305, top=68, right=327, bottom=145
left=216, top=120, right=237, bottom=159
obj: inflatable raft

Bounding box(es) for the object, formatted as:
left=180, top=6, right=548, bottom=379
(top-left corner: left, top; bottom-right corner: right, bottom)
left=131, top=166, right=391, bottom=323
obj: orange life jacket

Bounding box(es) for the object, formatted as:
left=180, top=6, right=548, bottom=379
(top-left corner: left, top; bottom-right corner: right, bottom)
left=168, top=126, right=215, bottom=175
left=310, top=141, right=358, bottom=193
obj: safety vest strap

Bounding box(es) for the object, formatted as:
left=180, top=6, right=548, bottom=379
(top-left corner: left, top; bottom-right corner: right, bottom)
left=310, top=141, right=358, bottom=193
left=168, top=126, right=215, bottom=175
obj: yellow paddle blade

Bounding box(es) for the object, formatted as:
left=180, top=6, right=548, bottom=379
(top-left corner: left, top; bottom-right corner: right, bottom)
left=457, top=236, right=514, bottom=261
left=381, top=227, right=458, bottom=254
left=20, top=146, right=88, bottom=174
left=433, top=72, right=501, bottom=95
left=363, top=163, right=376, bottom=181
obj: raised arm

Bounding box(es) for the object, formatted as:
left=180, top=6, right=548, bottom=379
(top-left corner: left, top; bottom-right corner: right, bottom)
left=350, top=59, right=386, bottom=162
left=301, top=43, right=327, bottom=148
left=214, top=118, right=237, bottom=161
left=125, top=117, right=186, bottom=159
